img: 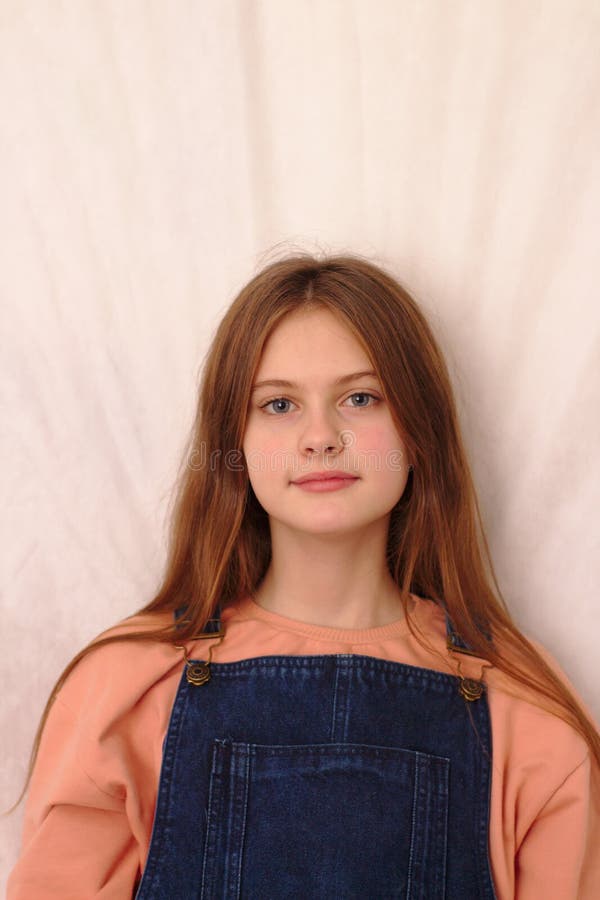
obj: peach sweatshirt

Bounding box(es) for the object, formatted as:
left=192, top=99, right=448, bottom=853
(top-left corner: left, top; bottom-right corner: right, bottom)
left=7, top=593, right=600, bottom=899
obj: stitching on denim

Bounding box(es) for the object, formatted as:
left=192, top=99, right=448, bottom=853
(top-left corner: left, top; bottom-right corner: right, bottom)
left=342, top=659, right=352, bottom=742
left=233, top=747, right=250, bottom=898
left=473, top=692, right=497, bottom=898
left=330, top=662, right=341, bottom=741
left=185, top=652, right=461, bottom=688
left=135, top=666, right=190, bottom=896
left=406, top=750, right=420, bottom=898
left=200, top=740, right=222, bottom=898
left=438, top=757, right=450, bottom=898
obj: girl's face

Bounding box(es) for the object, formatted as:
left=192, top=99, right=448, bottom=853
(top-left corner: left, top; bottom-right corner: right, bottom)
left=243, top=307, right=411, bottom=537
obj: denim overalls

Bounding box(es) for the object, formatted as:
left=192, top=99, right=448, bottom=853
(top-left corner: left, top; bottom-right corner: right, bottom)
left=135, top=603, right=497, bottom=899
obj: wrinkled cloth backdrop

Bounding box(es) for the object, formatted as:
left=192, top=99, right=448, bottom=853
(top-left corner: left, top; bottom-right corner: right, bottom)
left=2, top=0, right=599, bottom=889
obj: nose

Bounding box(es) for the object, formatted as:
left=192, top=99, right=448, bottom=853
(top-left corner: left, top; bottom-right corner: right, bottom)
left=298, top=404, right=343, bottom=456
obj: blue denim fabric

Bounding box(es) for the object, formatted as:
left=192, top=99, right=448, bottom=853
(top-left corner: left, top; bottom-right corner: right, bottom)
left=136, top=606, right=497, bottom=899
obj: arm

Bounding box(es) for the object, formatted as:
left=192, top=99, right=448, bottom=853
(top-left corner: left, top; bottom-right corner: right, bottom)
left=7, top=695, right=141, bottom=899
left=515, top=752, right=600, bottom=899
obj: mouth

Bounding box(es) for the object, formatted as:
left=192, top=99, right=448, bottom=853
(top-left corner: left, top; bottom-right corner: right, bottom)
left=290, top=472, right=360, bottom=492
left=291, top=471, right=359, bottom=485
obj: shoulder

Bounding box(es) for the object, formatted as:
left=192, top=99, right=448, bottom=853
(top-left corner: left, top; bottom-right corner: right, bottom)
left=55, top=610, right=183, bottom=725
left=486, top=632, right=597, bottom=744
left=485, top=634, right=596, bottom=828
left=411, top=598, right=596, bottom=777
left=20, top=611, right=186, bottom=848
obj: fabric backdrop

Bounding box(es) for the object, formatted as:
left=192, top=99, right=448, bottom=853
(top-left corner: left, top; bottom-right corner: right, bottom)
left=2, top=0, right=599, bottom=888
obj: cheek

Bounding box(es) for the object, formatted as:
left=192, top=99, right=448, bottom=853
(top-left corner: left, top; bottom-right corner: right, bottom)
left=244, top=416, right=287, bottom=450
left=354, top=425, right=407, bottom=476
left=243, top=423, right=290, bottom=485
left=357, top=424, right=403, bottom=453
left=244, top=430, right=287, bottom=456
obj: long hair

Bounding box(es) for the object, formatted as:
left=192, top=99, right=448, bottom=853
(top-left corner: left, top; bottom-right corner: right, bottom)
left=14, top=252, right=600, bottom=808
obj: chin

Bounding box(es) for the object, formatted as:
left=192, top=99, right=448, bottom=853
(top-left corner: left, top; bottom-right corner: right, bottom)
left=277, top=513, right=378, bottom=536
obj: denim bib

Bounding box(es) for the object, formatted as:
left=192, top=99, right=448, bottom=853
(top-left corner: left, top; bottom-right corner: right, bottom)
left=135, top=605, right=497, bottom=899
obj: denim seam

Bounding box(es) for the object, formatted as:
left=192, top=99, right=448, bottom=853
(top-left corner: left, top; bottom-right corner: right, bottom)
left=135, top=665, right=190, bottom=896
left=224, top=744, right=250, bottom=898
left=185, top=652, right=461, bottom=686
left=406, top=750, right=420, bottom=898
left=330, top=663, right=341, bottom=742
left=200, top=740, right=223, bottom=897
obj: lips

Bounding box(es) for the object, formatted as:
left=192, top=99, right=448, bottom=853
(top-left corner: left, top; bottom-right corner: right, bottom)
left=292, top=471, right=359, bottom=484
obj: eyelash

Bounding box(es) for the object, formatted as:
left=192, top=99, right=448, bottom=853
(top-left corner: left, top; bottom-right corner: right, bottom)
left=259, top=392, right=381, bottom=415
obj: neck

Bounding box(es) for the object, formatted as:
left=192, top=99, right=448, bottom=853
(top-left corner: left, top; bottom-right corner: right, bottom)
left=253, top=520, right=406, bottom=630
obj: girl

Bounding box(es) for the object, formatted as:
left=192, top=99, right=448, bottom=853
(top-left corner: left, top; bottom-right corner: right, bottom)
left=7, top=254, right=600, bottom=899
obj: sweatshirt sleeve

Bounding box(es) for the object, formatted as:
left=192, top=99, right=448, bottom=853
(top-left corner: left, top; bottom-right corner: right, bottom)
left=7, top=614, right=178, bottom=899
left=514, top=751, right=600, bottom=899
left=6, top=694, right=141, bottom=900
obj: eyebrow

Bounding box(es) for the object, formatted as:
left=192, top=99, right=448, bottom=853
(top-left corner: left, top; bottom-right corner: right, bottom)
left=251, top=370, right=379, bottom=392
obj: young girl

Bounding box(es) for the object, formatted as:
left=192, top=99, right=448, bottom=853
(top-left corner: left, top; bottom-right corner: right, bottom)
left=7, top=254, right=600, bottom=899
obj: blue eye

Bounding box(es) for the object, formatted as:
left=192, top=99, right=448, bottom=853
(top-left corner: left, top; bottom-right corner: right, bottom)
left=262, top=398, right=295, bottom=415
left=345, top=392, right=378, bottom=407
left=259, top=392, right=379, bottom=415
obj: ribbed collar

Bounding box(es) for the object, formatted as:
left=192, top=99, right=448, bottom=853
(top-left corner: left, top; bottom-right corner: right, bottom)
left=231, top=592, right=424, bottom=644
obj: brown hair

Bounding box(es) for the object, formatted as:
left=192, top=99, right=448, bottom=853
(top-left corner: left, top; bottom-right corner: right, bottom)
left=13, top=251, right=600, bottom=809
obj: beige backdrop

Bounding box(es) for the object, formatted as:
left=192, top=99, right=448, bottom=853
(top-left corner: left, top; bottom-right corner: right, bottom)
left=2, top=0, right=599, bottom=889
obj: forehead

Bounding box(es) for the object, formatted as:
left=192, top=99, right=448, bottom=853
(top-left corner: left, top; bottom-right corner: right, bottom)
left=255, top=307, right=372, bottom=373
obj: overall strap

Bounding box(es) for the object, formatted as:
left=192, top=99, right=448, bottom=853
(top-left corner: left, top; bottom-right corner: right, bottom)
left=172, top=601, right=225, bottom=686
left=202, top=602, right=223, bottom=634
left=442, top=605, right=493, bottom=656
left=442, top=604, right=494, bottom=702
left=173, top=602, right=223, bottom=634
left=444, top=613, right=475, bottom=654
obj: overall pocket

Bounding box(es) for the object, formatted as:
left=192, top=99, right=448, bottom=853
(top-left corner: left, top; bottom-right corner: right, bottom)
left=200, top=739, right=449, bottom=900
